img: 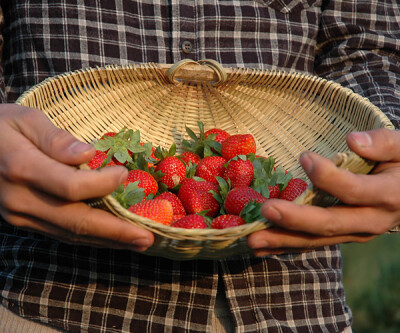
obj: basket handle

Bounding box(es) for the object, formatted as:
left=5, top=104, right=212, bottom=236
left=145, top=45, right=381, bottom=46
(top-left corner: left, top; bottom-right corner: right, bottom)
left=165, top=59, right=228, bottom=86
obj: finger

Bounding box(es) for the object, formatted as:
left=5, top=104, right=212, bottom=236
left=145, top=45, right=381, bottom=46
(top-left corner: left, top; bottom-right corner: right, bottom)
left=259, top=199, right=398, bottom=236
left=0, top=182, right=154, bottom=249
left=249, top=227, right=376, bottom=257
left=1, top=214, right=150, bottom=252
left=299, top=151, right=400, bottom=207
left=346, top=128, right=400, bottom=162
left=0, top=106, right=129, bottom=200
left=1, top=146, right=128, bottom=201
left=7, top=105, right=95, bottom=165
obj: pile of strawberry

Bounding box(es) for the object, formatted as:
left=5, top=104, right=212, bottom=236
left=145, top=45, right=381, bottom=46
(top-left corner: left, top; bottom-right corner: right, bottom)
left=87, top=122, right=307, bottom=229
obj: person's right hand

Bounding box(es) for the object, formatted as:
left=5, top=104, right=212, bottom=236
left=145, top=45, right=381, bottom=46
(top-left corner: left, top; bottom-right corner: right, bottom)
left=0, top=104, right=154, bottom=251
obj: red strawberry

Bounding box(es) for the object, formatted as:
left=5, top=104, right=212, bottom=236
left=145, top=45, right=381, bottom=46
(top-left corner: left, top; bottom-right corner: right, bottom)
left=101, top=132, right=117, bottom=139
left=179, top=177, right=218, bottom=193
left=156, top=192, right=186, bottom=221
left=178, top=178, right=220, bottom=217
left=279, top=178, right=307, bottom=201
left=180, top=151, right=201, bottom=165
left=124, top=169, right=158, bottom=197
left=268, top=184, right=281, bottom=199
left=223, top=158, right=254, bottom=188
left=195, top=156, right=227, bottom=183
left=128, top=199, right=173, bottom=225
left=221, top=134, right=256, bottom=160
left=212, top=214, right=245, bottom=229
left=155, top=156, right=186, bottom=189
left=204, top=128, right=230, bottom=144
left=170, top=214, right=209, bottom=229
left=224, top=186, right=267, bottom=215
left=88, top=150, right=117, bottom=169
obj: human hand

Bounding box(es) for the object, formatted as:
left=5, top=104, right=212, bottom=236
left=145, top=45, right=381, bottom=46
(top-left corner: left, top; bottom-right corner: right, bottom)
left=247, top=128, right=400, bottom=256
left=0, top=104, right=154, bottom=251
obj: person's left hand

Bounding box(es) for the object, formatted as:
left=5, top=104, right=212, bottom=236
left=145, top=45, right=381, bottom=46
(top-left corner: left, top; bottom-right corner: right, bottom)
left=247, top=128, right=400, bottom=256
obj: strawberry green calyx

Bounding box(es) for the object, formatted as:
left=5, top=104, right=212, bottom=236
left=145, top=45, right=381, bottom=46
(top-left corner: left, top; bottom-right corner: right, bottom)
left=182, top=121, right=222, bottom=158
left=112, top=181, right=146, bottom=209
left=154, top=143, right=177, bottom=161
left=94, top=128, right=148, bottom=167
left=210, top=176, right=231, bottom=215
left=251, top=156, right=291, bottom=198
left=184, top=161, right=197, bottom=179
left=239, top=200, right=265, bottom=223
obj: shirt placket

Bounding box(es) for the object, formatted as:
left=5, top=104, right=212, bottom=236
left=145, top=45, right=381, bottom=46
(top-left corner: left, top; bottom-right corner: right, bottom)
left=170, top=1, right=198, bottom=63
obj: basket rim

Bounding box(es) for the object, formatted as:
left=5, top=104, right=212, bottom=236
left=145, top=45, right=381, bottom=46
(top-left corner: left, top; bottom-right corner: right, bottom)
left=101, top=190, right=273, bottom=239
left=14, top=61, right=396, bottom=259
left=12, top=61, right=394, bottom=131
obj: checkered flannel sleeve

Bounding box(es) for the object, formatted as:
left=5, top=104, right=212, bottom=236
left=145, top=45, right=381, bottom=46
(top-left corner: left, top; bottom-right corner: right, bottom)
left=315, top=0, right=400, bottom=128
left=315, top=0, right=400, bottom=233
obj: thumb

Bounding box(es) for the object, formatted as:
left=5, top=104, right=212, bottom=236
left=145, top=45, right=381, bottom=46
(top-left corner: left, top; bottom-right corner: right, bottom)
left=346, top=128, right=400, bottom=162
left=15, top=106, right=95, bottom=165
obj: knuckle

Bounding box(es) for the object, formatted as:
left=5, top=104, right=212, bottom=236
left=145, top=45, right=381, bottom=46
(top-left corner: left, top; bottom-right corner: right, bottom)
left=18, top=107, right=40, bottom=122
left=0, top=152, right=30, bottom=182
left=382, top=194, right=400, bottom=211
left=372, top=224, right=389, bottom=235
left=381, top=128, right=397, bottom=150
left=0, top=191, right=24, bottom=213
left=70, top=215, right=92, bottom=237
left=321, top=219, right=339, bottom=237
left=61, top=174, right=84, bottom=201
left=335, top=177, right=366, bottom=205
left=43, top=129, right=72, bottom=152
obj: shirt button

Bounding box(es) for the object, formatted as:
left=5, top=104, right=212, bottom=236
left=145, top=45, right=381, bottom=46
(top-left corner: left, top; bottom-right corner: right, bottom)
left=181, top=41, right=193, bottom=54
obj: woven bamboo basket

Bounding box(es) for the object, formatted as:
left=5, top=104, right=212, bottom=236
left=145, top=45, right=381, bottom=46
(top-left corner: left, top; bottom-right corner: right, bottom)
left=16, top=59, right=394, bottom=260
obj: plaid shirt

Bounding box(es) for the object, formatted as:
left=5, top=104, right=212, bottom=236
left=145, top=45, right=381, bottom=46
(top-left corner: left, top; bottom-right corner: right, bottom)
left=0, top=1, right=399, bottom=332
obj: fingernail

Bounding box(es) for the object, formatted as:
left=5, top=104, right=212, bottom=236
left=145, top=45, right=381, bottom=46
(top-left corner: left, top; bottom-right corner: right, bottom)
left=300, top=152, right=313, bottom=174
left=69, top=141, right=93, bottom=155
left=131, top=238, right=151, bottom=252
left=118, top=169, right=129, bottom=184
left=265, top=206, right=282, bottom=221
left=250, top=239, right=268, bottom=249
left=351, top=132, right=372, bottom=148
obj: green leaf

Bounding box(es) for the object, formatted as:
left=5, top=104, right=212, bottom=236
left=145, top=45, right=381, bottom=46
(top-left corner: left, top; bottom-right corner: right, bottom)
left=240, top=200, right=264, bottom=223
left=114, top=149, right=133, bottom=164
left=204, top=133, right=218, bottom=141
left=100, top=153, right=113, bottom=168
left=206, top=140, right=221, bottom=154
left=203, top=144, right=213, bottom=157
left=94, top=137, right=113, bottom=151
left=112, top=181, right=145, bottom=209
left=141, top=142, right=153, bottom=157
left=197, top=121, right=205, bottom=139
left=186, top=126, right=199, bottom=141
left=182, top=139, right=189, bottom=147
left=127, top=143, right=145, bottom=154
left=129, top=129, right=141, bottom=144
left=169, top=143, right=177, bottom=156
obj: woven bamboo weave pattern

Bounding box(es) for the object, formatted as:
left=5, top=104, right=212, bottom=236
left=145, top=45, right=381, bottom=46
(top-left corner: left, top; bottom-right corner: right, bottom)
left=16, top=60, right=394, bottom=260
